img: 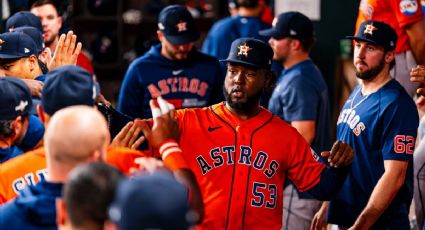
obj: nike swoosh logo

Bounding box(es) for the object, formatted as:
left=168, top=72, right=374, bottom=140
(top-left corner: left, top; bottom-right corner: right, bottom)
left=208, top=126, right=222, bottom=132
left=172, top=69, right=184, bottom=75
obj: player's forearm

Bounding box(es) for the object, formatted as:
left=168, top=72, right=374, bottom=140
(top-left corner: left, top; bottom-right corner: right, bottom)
left=406, top=20, right=425, bottom=65
left=351, top=168, right=405, bottom=229
left=291, top=120, right=316, bottom=144
left=159, top=140, right=205, bottom=223
left=174, top=169, right=205, bottom=223
left=305, top=166, right=349, bottom=200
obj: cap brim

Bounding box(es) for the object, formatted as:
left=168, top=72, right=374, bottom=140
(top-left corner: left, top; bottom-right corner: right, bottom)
left=164, top=32, right=200, bottom=45
left=346, top=36, right=379, bottom=46
left=259, top=28, right=285, bottom=39
left=0, top=53, right=26, bottom=59
left=219, top=58, right=261, bottom=68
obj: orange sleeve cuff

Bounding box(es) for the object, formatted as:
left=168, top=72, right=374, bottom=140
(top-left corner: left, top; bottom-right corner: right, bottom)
left=159, top=139, right=189, bottom=171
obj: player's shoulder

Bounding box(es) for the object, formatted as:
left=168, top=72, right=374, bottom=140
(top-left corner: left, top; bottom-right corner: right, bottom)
left=191, top=50, right=220, bottom=64
left=0, top=147, right=45, bottom=173
left=380, top=80, right=415, bottom=106
left=210, top=16, right=237, bottom=30
left=175, top=105, right=213, bottom=118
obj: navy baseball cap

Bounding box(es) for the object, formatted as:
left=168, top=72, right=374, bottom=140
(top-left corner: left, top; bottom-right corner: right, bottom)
left=41, top=65, right=99, bottom=115
left=346, top=20, right=397, bottom=51
left=108, top=169, right=193, bottom=230
left=0, top=77, right=32, bottom=120
left=0, top=32, right=39, bottom=59
left=158, top=5, right=200, bottom=45
left=221, top=37, right=274, bottom=70
left=14, top=26, right=45, bottom=54
left=6, top=11, right=43, bottom=33
left=259, top=11, right=314, bottom=40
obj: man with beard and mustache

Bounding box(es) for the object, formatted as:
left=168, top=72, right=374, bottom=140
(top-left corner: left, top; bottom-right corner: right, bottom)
left=311, top=20, right=419, bottom=230
left=140, top=37, right=356, bottom=229
left=30, top=0, right=94, bottom=75
left=118, top=5, right=224, bottom=119
left=259, top=12, right=331, bottom=230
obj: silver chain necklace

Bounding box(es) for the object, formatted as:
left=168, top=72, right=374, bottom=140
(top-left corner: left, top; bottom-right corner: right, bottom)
left=350, top=87, right=370, bottom=110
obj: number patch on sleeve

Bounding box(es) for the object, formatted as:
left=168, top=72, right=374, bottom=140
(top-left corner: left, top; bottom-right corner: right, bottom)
left=394, top=135, right=415, bottom=154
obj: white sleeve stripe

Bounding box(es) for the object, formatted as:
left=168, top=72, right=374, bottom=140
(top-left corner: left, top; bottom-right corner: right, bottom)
left=162, top=147, right=183, bottom=160
left=159, top=142, right=179, bottom=153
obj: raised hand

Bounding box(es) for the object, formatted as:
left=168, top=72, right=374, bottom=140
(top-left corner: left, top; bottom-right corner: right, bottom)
left=22, top=79, right=43, bottom=97
left=137, top=96, right=179, bottom=148
left=410, top=65, right=425, bottom=96
left=321, top=141, right=354, bottom=168
left=48, top=31, right=82, bottom=70
left=110, top=121, right=145, bottom=149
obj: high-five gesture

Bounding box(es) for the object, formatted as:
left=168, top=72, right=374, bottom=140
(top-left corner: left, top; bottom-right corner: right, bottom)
left=47, top=31, right=82, bottom=70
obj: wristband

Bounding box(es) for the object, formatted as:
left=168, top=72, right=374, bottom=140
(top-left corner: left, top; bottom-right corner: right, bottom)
left=159, top=139, right=189, bottom=170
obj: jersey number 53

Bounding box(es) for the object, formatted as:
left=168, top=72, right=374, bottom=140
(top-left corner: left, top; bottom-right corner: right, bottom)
left=251, top=182, right=277, bottom=209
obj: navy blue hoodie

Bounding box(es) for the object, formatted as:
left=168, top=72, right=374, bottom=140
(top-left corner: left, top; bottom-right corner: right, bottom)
left=118, top=44, right=225, bottom=119
left=0, top=180, right=62, bottom=230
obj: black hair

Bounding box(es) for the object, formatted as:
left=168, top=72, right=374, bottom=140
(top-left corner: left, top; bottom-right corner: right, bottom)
left=37, top=58, right=49, bottom=74
left=0, top=120, right=14, bottom=138
left=0, top=114, right=28, bottom=139
left=30, top=0, right=61, bottom=15
left=298, top=36, right=316, bottom=52
left=64, top=162, right=124, bottom=228
left=236, top=0, right=259, bottom=8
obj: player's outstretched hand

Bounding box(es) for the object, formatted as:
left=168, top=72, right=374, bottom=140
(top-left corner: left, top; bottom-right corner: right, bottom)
left=321, top=141, right=354, bottom=168
left=22, top=79, right=43, bottom=97
left=110, top=121, right=145, bottom=149
left=48, top=30, right=82, bottom=70
left=137, top=96, right=179, bottom=148
left=132, top=157, right=165, bottom=174
left=310, top=202, right=329, bottom=230
left=410, top=65, right=425, bottom=96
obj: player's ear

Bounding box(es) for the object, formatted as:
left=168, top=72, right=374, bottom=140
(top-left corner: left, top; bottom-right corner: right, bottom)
left=157, top=31, right=165, bottom=42
left=103, top=220, right=119, bottom=230
left=385, top=50, right=395, bottom=64
left=55, top=198, right=67, bottom=227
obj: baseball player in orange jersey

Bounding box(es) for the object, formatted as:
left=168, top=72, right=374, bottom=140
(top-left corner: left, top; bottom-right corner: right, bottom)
left=136, top=38, right=355, bottom=229
left=0, top=65, right=146, bottom=204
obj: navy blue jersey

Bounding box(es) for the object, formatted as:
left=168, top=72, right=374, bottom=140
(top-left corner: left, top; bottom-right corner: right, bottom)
left=0, top=180, right=62, bottom=230
left=202, top=16, right=271, bottom=60
left=268, top=60, right=331, bottom=153
left=328, top=79, right=418, bottom=228
left=19, top=115, right=44, bottom=152
left=0, top=145, right=24, bottom=163
left=118, top=44, right=224, bottom=119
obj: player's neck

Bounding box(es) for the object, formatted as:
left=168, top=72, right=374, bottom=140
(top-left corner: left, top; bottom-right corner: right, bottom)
left=225, top=103, right=261, bottom=120
left=0, top=139, right=12, bottom=148
left=48, top=39, right=59, bottom=53
left=360, top=70, right=392, bottom=95
left=283, top=53, right=309, bottom=69
left=238, top=7, right=262, bottom=17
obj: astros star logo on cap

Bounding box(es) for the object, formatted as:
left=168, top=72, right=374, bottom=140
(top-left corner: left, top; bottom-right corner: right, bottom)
left=238, top=43, right=252, bottom=57
left=176, top=21, right=187, bottom=32
left=363, top=23, right=377, bottom=35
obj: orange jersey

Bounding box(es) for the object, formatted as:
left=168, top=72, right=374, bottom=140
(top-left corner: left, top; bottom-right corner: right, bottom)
left=356, top=0, right=424, bottom=53
left=0, top=147, right=47, bottom=204
left=175, top=103, right=326, bottom=230
left=0, top=147, right=147, bottom=204
left=105, top=147, right=148, bottom=175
